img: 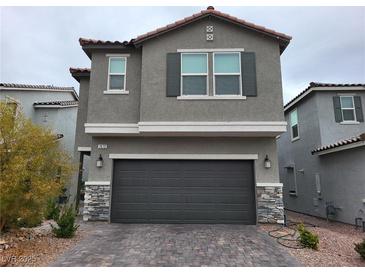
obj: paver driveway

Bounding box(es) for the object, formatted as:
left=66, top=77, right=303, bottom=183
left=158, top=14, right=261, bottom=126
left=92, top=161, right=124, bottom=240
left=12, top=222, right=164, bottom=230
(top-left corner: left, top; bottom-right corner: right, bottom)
left=52, top=222, right=299, bottom=267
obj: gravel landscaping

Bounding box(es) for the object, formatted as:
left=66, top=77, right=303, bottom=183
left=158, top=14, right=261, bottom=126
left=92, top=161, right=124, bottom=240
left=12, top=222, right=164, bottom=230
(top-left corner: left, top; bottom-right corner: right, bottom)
left=260, top=210, right=365, bottom=267
left=0, top=219, right=87, bottom=267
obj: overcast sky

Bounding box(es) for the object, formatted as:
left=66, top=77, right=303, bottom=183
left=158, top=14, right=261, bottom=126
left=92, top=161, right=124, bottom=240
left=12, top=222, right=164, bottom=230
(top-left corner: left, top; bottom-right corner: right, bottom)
left=1, top=6, right=364, bottom=103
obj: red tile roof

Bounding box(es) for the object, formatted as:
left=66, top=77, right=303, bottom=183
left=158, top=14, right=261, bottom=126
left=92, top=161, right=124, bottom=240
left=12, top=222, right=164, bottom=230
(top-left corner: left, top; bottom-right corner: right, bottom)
left=69, top=67, right=91, bottom=82
left=134, top=6, right=292, bottom=46
left=78, top=6, right=292, bottom=54
left=284, top=82, right=365, bottom=112
left=311, top=133, right=365, bottom=154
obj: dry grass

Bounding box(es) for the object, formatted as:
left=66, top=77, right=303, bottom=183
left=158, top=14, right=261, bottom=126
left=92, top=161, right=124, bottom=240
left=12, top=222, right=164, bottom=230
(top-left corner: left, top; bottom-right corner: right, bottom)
left=260, top=211, right=365, bottom=267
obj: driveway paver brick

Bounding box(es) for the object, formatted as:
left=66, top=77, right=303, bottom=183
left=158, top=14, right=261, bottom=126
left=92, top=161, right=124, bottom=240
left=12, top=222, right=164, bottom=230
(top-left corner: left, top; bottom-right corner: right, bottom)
left=52, top=223, right=300, bottom=267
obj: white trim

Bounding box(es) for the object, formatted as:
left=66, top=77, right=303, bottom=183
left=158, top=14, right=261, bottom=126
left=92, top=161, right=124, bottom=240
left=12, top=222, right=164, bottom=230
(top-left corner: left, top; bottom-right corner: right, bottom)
left=284, top=86, right=365, bottom=112
left=138, top=121, right=287, bottom=133
left=85, top=181, right=110, bottom=186
left=84, top=121, right=287, bottom=135
left=340, top=121, right=360, bottom=125
left=105, top=53, right=130, bottom=57
left=77, top=146, right=91, bottom=152
left=84, top=123, right=139, bottom=134
left=103, top=90, right=129, bottom=95
left=180, top=53, right=209, bottom=96
left=314, top=140, right=365, bottom=156
left=177, top=95, right=246, bottom=100
left=109, top=153, right=258, bottom=160
left=256, top=182, right=283, bottom=187
left=213, top=52, right=242, bottom=96
left=178, top=48, right=245, bottom=53
left=107, top=56, right=127, bottom=92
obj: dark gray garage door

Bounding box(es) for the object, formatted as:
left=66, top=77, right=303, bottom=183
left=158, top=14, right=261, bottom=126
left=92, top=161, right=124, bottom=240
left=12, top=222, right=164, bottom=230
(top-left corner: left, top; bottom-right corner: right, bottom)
left=111, top=160, right=256, bottom=224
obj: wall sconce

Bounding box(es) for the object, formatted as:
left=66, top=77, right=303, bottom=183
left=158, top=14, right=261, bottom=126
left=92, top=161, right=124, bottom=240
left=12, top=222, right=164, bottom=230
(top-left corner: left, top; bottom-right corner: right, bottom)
left=96, top=154, right=103, bottom=168
left=264, top=155, right=271, bottom=169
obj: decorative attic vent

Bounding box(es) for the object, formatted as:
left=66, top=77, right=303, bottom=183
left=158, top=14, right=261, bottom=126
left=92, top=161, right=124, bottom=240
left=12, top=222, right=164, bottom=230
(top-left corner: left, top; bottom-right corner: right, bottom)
left=206, top=33, right=214, bottom=41
left=206, top=25, right=214, bottom=32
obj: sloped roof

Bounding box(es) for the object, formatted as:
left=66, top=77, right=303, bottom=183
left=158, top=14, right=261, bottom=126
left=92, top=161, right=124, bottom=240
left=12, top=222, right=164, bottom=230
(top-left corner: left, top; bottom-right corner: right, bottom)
left=284, top=82, right=365, bottom=112
left=69, top=67, right=91, bottom=82
left=0, top=83, right=79, bottom=100
left=33, top=100, right=79, bottom=107
left=79, top=6, right=291, bottom=56
left=311, top=133, right=365, bottom=155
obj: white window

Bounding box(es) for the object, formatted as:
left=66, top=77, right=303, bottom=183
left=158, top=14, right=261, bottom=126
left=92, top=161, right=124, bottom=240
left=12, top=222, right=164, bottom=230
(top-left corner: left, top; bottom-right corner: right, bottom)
left=107, top=57, right=126, bottom=91
left=213, top=52, right=242, bottom=95
left=290, top=109, right=299, bottom=141
left=340, top=96, right=356, bottom=122
left=181, top=53, right=208, bottom=96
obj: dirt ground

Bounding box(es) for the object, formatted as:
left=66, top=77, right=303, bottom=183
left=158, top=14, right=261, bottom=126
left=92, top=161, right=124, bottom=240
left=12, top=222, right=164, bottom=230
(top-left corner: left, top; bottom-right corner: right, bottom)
left=0, top=220, right=87, bottom=267
left=260, top=211, right=365, bottom=267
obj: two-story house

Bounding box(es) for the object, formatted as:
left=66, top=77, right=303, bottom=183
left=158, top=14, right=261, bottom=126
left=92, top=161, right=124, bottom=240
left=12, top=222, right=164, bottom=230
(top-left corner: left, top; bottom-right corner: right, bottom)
left=70, top=6, right=291, bottom=224
left=0, top=83, right=79, bottom=155
left=278, top=82, right=365, bottom=225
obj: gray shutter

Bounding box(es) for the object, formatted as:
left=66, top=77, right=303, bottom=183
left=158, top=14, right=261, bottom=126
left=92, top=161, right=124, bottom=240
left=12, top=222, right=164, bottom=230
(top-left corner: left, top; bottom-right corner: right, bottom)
left=241, top=52, right=257, bottom=97
left=333, top=96, right=343, bottom=122
left=354, top=96, right=364, bottom=122
left=166, top=53, right=181, bottom=97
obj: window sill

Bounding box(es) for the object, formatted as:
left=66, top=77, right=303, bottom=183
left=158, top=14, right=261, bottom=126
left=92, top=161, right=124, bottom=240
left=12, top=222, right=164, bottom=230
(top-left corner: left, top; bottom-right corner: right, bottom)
left=103, top=90, right=129, bottom=95
left=291, top=137, right=300, bottom=142
left=340, top=121, right=360, bottom=125
left=177, top=95, right=247, bottom=100
left=289, top=192, right=298, bottom=197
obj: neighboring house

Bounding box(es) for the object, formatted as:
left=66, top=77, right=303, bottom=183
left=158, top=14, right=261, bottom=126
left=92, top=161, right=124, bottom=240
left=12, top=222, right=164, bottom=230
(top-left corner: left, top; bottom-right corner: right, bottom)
left=278, top=82, right=365, bottom=225
left=0, top=83, right=79, bottom=155
left=70, top=6, right=292, bottom=224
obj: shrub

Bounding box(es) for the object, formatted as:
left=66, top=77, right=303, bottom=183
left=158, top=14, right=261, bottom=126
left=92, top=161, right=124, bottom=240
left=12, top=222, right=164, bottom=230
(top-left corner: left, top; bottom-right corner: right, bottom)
left=297, top=223, right=319, bottom=250
left=45, top=199, right=60, bottom=220
left=0, top=101, right=75, bottom=232
left=354, top=239, right=365, bottom=260
left=52, top=206, right=79, bottom=238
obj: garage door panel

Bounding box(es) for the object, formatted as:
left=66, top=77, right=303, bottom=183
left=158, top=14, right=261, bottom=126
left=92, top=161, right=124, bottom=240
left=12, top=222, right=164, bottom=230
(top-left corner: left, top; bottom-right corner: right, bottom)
left=111, top=160, right=256, bottom=224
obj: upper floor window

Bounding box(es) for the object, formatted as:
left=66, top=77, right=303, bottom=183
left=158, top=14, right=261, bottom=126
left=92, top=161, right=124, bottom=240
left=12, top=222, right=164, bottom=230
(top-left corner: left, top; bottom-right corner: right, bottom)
left=213, top=52, right=241, bottom=95
left=108, top=57, right=126, bottom=91
left=290, top=109, right=299, bottom=141
left=340, top=96, right=356, bottom=122
left=181, top=53, right=208, bottom=95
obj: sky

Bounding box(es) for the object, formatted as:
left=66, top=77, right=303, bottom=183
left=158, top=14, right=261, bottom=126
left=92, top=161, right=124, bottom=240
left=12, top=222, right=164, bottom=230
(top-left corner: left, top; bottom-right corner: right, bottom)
left=1, top=6, right=364, bottom=103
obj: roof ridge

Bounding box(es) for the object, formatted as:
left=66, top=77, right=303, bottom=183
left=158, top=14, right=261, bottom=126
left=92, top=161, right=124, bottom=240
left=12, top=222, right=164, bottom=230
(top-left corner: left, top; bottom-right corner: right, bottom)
left=0, top=83, right=75, bottom=91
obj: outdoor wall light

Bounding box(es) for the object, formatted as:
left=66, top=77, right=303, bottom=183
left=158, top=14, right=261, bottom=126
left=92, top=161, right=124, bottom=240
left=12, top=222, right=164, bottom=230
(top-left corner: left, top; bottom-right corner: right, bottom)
left=96, top=154, right=103, bottom=168
left=264, top=155, right=271, bottom=169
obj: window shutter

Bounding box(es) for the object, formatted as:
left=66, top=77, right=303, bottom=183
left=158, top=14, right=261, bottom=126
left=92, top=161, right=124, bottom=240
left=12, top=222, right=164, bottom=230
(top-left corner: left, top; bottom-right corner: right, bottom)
left=354, top=96, right=364, bottom=122
left=166, top=53, right=181, bottom=97
left=241, top=52, right=257, bottom=97
left=333, top=96, right=343, bottom=122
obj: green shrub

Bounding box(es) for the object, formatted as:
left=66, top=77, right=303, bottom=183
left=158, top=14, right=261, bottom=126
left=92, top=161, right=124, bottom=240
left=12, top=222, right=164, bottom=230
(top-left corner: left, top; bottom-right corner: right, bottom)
left=297, top=223, right=319, bottom=250
left=45, top=199, right=60, bottom=220
left=354, top=239, right=365, bottom=260
left=52, top=206, right=79, bottom=238
left=16, top=215, right=42, bottom=228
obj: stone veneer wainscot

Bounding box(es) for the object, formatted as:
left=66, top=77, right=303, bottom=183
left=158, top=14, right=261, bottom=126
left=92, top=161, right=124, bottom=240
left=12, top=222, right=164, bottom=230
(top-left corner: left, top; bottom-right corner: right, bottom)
left=256, top=185, right=284, bottom=224
left=83, top=183, right=110, bottom=221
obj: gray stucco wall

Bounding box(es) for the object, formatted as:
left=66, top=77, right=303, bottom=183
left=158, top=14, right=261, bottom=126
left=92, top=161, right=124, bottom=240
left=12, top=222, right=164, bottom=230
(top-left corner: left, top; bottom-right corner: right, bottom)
left=87, top=48, right=142, bottom=123
left=139, top=17, right=284, bottom=122
left=74, top=78, right=92, bottom=149
left=278, top=90, right=365, bottom=224
left=278, top=93, right=324, bottom=216
left=317, top=147, right=365, bottom=224
left=87, top=136, right=280, bottom=185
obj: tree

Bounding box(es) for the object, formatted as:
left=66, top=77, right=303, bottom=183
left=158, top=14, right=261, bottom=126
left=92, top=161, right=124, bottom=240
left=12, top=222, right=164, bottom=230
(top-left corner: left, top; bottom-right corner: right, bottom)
left=0, top=101, right=75, bottom=231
